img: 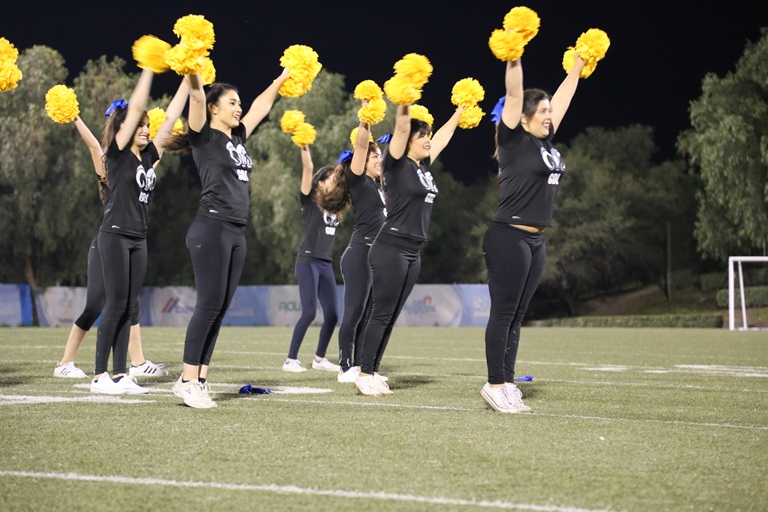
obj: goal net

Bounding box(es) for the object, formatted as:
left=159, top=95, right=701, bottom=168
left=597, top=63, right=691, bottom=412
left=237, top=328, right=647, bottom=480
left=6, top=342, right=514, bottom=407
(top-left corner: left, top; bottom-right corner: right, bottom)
left=728, top=256, right=768, bottom=330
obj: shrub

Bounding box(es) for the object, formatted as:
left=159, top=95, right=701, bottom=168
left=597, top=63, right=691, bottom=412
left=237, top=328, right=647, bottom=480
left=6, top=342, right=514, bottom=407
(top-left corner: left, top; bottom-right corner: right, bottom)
left=530, top=314, right=723, bottom=328
left=715, top=286, right=768, bottom=308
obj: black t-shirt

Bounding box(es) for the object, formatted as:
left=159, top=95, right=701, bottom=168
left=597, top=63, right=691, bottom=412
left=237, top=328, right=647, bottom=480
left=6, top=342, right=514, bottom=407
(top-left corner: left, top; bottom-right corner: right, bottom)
left=493, top=121, right=565, bottom=227
left=100, top=140, right=159, bottom=238
left=346, top=167, right=386, bottom=244
left=297, top=192, right=338, bottom=262
left=189, top=122, right=252, bottom=225
left=379, top=149, right=437, bottom=242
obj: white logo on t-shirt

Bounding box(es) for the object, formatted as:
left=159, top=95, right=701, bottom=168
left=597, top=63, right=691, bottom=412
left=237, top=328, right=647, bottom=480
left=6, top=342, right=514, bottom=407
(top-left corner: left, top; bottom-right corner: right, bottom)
left=226, top=141, right=253, bottom=182
left=135, top=164, right=156, bottom=204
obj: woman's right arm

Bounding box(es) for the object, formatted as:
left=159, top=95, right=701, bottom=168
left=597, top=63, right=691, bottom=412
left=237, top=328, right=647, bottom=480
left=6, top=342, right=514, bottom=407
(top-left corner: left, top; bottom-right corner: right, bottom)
left=350, top=101, right=371, bottom=176
left=388, top=104, right=411, bottom=160
left=300, top=145, right=313, bottom=196
left=74, top=116, right=105, bottom=179
left=186, top=73, right=206, bottom=133
left=501, top=59, right=524, bottom=130
left=115, top=69, right=154, bottom=150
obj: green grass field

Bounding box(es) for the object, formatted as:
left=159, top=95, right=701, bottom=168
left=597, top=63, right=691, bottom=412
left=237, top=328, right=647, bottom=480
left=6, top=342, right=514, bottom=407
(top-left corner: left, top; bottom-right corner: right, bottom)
left=1, top=326, right=766, bottom=511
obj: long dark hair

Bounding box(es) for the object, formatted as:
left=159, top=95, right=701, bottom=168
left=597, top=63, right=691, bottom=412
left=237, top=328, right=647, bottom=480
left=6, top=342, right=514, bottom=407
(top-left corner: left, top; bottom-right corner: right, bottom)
left=101, top=105, right=148, bottom=169
left=313, top=164, right=351, bottom=218
left=492, top=88, right=552, bottom=161
left=163, top=82, right=239, bottom=153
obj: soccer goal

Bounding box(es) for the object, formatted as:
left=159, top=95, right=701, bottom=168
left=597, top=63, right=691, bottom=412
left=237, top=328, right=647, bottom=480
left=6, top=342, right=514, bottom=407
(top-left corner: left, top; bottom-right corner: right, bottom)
left=728, top=256, right=768, bottom=330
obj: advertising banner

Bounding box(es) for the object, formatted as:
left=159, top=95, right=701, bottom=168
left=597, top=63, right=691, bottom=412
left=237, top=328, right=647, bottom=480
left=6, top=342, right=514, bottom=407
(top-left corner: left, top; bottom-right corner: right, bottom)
left=0, top=284, right=32, bottom=327
left=36, top=287, right=89, bottom=327
left=395, top=284, right=462, bottom=327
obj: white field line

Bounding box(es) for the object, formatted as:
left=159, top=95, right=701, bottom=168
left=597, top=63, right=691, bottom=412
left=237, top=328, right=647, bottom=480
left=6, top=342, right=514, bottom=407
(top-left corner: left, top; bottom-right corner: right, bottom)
left=0, top=470, right=617, bottom=512
left=262, top=398, right=768, bottom=431
left=0, top=394, right=152, bottom=405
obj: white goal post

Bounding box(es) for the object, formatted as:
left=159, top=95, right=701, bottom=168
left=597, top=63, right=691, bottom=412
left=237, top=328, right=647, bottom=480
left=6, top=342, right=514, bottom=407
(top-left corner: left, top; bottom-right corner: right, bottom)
left=728, top=256, right=768, bottom=331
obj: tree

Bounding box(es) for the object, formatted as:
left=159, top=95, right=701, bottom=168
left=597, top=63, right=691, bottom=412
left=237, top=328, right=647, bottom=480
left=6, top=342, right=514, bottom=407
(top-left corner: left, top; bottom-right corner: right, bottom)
left=246, top=70, right=396, bottom=284
left=539, top=125, right=696, bottom=313
left=0, top=46, right=86, bottom=293
left=678, top=28, right=768, bottom=260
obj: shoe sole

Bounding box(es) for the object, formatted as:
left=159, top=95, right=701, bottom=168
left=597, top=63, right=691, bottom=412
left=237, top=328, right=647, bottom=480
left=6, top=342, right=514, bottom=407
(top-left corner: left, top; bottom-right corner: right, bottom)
left=282, top=368, right=307, bottom=373
left=354, top=383, right=381, bottom=396
left=122, top=388, right=150, bottom=395
left=481, top=387, right=527, bottom=413
left=90, top=387, right=123, bottom=395
left=54, top=373, right=89, bottom=379
left=182, top=395, right=217, bottom=409
left=312, top=366, right=340, bottom=372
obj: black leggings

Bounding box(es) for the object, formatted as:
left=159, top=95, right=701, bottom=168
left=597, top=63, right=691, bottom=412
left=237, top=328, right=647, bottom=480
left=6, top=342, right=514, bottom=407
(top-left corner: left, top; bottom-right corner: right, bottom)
left=483, top=222, right=546, bottom=385
left=338, top=243, right=373, bottom=371
left=183, top=215, right=246, bottom=367
left=359, top=235, right=421, bottom=374
left=287, top=258, right=339, bottom=360
left=75, top=236, right=139, bottom=332
left=95, top=232, right=147, bottom=375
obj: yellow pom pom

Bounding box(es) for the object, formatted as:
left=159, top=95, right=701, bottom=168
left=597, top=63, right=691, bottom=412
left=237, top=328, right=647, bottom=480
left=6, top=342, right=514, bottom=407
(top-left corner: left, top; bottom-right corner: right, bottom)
left=359, top=97, right=387, bottom=125
left=280, top=110, right=306, bottom=133
left=0, top=63, right=22, bottom=92
left=489, top=29, right=526, bottom=62
left=132, top=35, right=171, bottom=73
left=45, top=85, right=79, bottom=123
left=458, top=105, right=485, bottom=129
left=279, top=45, right=322, bottom=98
left=410, top=104, right=433, bottom=127
left=291, top=122, right=316, bottom=147
left=166, top=43, right=205, bottom=75
left=575, top=28, right=610, bottom=63
left=393, top=53, right=433, bottom=89
left=173, top=14, right=215, bottom=52
left=502, top=6, right=540, bottom=43
left=451, top=78, right=485, bottom=107
left=200, top=57, right=216, bottom=85
left=147, top=108, right=166, bottom=140
left=349, top=127, right=374, bottom=147
left=383, top=75, right=421, bottom=106
left=172, top=118, right=185, bottom=136
left=0, top=37, right=20, bottom=64
left=354, top=80, right=383, bottom=101
left=562, top=48, right=597, bottom=78
left=0, top=38, right=22, bottom=92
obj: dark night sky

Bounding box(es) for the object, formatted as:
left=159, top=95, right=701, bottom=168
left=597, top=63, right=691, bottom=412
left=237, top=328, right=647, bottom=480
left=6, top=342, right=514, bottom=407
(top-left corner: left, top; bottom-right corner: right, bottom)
left=4, top=1, right=768, bottom=183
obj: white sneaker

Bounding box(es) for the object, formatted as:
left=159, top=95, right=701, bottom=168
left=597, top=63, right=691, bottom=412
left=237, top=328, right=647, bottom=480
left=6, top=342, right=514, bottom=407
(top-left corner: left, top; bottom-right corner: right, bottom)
left=282, top=359, right=307, bottom=373
left=481, top=383, right=515, bottom=413
left=312, top=357, right=340, bottom=372
left=90, top=373, right=123, bottom=395
left=338, top=366, right=361, bottom=383
left=129, top=360, right=169, bottom=377
left=504, top=383, right=531, bottom=412
left=172, top=376, right=216, bottom=409
left=373, top=374, right=394, bottom=395
left=375, top=373, right=389, bottom=382
left=354, top=374, right=381, bottom=396
left=116, top=375, right=150, bottom=395
left=54, top=362, right=88, bottom=379
left=199, top=381, right=218, bottom=408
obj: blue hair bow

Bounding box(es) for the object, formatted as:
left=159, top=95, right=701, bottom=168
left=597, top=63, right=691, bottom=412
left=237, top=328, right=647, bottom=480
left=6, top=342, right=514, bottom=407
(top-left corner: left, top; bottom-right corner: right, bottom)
left=375, top=133, right=392, bottom=144
left=105, top=99, right=128, bottom=118
left=490, top=96, right=505, bottom=125
left=336, top=149, right=353, bottom=164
